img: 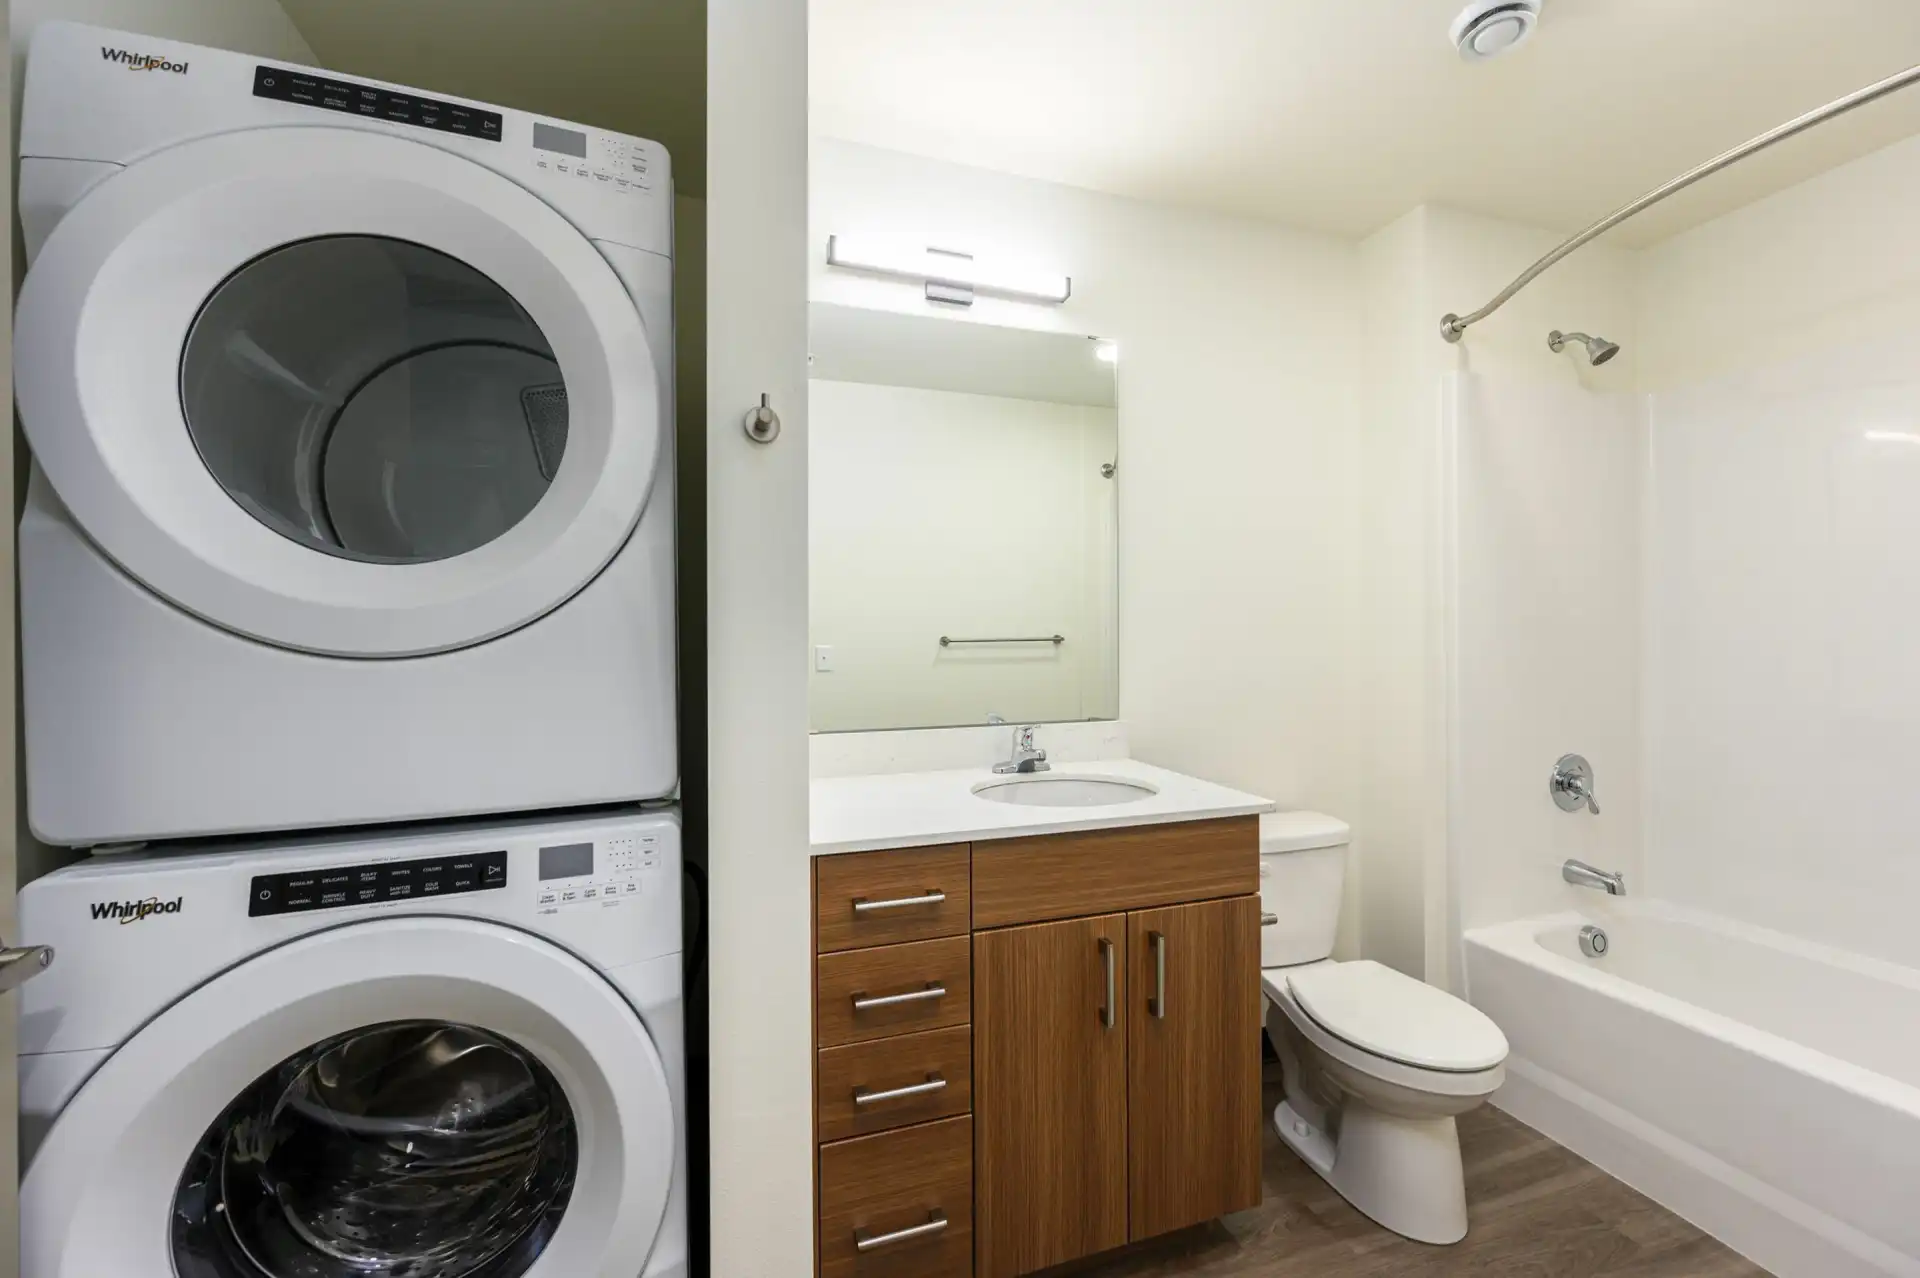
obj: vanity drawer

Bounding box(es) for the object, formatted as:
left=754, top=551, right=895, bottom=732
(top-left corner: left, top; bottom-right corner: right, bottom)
left=971, top=816, right=1258, bottom=928
left=818, top=1024, right=972, bottom=1143
left=819, top=1115, right=973, bottom=1278
left=816, top=844, right=971, bottom=953
left=817, top=936, right=971, bottom=1047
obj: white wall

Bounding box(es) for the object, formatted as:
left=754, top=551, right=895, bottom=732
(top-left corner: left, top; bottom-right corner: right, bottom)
left=808, top=378, right=1116, bottom=731
left=810, top=137, right=1366, bottom=946
left=1634, top=131, right=1920, bottom=970
left=707, top=0, right=812, bottom=1273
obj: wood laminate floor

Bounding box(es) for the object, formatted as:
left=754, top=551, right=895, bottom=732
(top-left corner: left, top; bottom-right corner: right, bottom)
left=1044, top=1063, right=1771, bottom=1278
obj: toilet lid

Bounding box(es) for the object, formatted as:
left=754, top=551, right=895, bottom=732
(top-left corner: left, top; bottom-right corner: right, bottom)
left=1287, top=960, right=1508, bottom=1072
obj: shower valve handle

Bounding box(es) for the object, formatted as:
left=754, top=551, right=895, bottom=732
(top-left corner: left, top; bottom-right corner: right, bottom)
left=1550, top=754, right=1600, bottom=815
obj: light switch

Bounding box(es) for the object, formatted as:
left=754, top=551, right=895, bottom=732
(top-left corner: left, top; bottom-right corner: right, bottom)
left=814, top=645, right=835, bottom=672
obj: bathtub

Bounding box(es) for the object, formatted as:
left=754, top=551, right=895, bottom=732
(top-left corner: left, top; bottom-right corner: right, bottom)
left=1466, top=902, right=1920, bottom=1278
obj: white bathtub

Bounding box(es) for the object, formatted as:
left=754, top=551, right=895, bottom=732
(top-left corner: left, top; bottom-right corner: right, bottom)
left=1466, top=902, right=1920, bottom=1278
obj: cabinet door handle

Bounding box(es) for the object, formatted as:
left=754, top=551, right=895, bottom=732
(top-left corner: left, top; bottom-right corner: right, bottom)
left=1261, top=912, right=1279, bottom=926
left=853, top=1073, right=947, bottom=1106
left=855, top=1209, right=948, bottom=1252
left=1098, top=936, right=1116, bottom=1029
left=852, top=890, right=946, bottom=913
left=1149, top=930, right=1167, bottom=1019
left=851, top=983, right=946, bottom=1012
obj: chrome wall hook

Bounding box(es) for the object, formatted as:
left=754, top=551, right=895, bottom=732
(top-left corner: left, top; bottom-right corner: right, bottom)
left=743, top=393, right=781, bottom=443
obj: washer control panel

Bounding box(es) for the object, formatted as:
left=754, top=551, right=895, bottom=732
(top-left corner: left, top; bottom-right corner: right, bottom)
left=249, top=850, right=507, bottom=917
left=530, top=121, right=657, bottom=198
left=534, top=831, right=663, bottom=915
left=253, top=65, right=503, bottom=141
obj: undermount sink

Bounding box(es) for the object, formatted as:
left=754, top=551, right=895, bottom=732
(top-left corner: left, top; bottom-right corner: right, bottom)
left=972, top=775, right=1159, bottom=808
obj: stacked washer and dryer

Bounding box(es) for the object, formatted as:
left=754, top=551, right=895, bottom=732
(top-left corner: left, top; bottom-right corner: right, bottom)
left=12, top=23, right=687, bottom=1278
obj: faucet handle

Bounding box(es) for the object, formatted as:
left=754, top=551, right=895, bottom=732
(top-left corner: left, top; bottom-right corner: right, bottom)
left=1550, top=754, right=1599, bottom=815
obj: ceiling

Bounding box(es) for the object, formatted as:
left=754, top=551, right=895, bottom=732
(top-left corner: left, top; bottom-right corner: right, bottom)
left=809, top=0, right=1920, bottom=246
left=279, top=0, right=706, bottom=196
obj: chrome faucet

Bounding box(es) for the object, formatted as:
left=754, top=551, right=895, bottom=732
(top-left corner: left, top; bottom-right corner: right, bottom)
left=1562, top=859, right=1626, bottom=896
left=992, top=725, right=1050, bottom=775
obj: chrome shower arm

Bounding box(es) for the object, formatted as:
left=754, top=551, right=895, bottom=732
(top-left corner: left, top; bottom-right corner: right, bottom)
left=1440, top=59, right=1920, bottom=344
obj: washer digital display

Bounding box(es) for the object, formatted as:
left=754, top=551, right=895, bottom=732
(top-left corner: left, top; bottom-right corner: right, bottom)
left=532, top=122, right=588, bottom=158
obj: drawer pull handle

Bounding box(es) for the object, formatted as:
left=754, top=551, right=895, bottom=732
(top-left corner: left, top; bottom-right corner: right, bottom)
left=1149, top=930, right=1167, bottom=1019
left=851, top=983, right=946, bottom=1012
left=852, top=890, right=946, bottom=913
left=853, top=1073, right=947, bottom=1106
left=1261, top=912, right=1279, bottom=926
left=1098, top=937, right=1116, bottom=1029
left=855, top=1209, right=949, bottom=1252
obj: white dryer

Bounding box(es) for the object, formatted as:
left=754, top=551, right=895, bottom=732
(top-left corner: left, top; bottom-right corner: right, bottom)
left=18, top=809, right=687, bottom=1278
left=15, top=23, right=677, bottom=846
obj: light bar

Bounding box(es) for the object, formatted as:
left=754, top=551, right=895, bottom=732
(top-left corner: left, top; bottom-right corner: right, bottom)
left=825, top=234, right=1071, bottom=305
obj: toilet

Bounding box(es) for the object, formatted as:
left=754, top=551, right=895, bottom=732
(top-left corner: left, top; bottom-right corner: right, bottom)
left=1258, top=812, right=1509, bottom=1245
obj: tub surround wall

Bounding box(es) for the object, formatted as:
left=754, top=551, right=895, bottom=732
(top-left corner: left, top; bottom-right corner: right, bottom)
left=1643, top=338, right=1920, bottom=969
left=1635, top=130, right=1920, bottom=973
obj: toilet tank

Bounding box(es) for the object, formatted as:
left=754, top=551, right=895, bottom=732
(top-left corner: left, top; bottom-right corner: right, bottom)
left=1259, top=811, right=1351, bottom=967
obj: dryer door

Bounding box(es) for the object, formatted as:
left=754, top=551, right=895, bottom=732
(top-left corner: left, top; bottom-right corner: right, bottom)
left=21, top=917, right=675, bottom=1278
left=14, top=127, right=661, bottom=657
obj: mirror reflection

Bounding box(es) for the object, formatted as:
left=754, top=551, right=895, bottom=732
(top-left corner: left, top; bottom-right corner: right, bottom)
left=808, top=303, right=1119, bottom=733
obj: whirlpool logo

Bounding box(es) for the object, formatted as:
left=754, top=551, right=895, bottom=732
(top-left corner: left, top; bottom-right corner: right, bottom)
left=90, top=896, right=183, bottom=924
left=100, top=47, right=190, bottom=74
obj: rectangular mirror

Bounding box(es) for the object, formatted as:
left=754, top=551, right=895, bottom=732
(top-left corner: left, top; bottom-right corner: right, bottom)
left=808, top=303, right=1119, bottom=733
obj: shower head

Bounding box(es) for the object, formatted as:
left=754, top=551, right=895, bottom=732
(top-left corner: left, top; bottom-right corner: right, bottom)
left=1548, top=330, right=1620, bottom=366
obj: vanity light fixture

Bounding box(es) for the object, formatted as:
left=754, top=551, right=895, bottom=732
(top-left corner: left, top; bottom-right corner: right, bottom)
left=825, top=234, right=1072, bottom=307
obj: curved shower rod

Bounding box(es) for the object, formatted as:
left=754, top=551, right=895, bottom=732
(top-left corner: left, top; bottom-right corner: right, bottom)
left=1440, top=60, right=1920, bottom=344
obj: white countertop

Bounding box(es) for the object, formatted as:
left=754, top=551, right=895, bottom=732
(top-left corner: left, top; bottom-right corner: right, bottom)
left=810, top=758, right=1274, bottom=856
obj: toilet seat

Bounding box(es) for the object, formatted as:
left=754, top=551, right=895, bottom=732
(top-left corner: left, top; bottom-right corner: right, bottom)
left=1288, top=961, right=1508, bottom=1073
left=1262, top=964, right=1506, bottom=1098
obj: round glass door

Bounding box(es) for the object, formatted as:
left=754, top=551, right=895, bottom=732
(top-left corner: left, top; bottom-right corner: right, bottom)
left=181, top=237, right=570, bottom=565
left=13, top=126, right=662, bottom=656
left=171, top=1020, right=577, bottom=1278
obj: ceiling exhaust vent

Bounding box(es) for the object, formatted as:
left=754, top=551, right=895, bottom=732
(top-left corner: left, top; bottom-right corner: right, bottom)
left=1450, top=0, right=1541, bottom=61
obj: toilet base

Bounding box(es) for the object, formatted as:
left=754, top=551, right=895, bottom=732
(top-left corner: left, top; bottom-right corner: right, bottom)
left=1273, top=1099, right=1469, bottom=1245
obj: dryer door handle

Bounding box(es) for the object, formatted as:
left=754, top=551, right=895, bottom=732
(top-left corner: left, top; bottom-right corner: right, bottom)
left=0, top=943, right=54, bottom=993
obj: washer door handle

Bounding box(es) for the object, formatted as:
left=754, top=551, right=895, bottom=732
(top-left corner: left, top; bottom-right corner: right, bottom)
left=0, top=943, right=54, bottom=993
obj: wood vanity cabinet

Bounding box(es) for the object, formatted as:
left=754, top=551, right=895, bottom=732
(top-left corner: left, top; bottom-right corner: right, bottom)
left=813, top=816, right=1261, bottom=1278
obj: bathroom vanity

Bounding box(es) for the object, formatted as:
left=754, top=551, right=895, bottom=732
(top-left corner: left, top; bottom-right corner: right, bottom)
left=810, top=763, right=1272, bottom=1277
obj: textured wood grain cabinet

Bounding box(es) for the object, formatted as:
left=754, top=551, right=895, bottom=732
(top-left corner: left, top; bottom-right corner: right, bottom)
left=813, top=817, right=1261, bottom=1277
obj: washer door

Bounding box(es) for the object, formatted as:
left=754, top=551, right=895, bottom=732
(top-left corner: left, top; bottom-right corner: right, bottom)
left=21, top=918, right=674, bottom=1278
left=14, top=127, right=660, bottom=657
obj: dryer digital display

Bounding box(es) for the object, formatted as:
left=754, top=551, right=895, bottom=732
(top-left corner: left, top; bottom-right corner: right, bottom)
left=249, top=850, right=507, bottom=916
left=252, top=66, right=503, bottom=141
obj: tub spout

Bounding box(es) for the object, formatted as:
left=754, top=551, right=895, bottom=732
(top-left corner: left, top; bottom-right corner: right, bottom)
left=1563, top=859, right=1626, bottom=896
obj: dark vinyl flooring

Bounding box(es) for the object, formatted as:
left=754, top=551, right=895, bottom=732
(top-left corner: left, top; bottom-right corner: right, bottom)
left=1043, top=1062, right=1772, bottom=1278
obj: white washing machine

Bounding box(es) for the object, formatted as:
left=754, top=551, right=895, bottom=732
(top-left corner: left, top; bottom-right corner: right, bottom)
left=14, top=22, right=677, bottom=846
left=18, top=808, right=687, bottom=1278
